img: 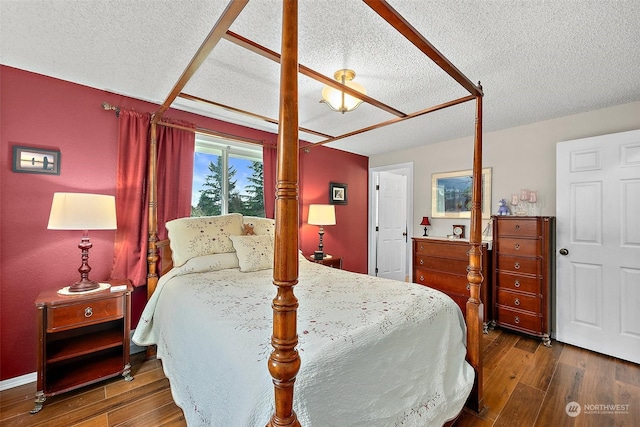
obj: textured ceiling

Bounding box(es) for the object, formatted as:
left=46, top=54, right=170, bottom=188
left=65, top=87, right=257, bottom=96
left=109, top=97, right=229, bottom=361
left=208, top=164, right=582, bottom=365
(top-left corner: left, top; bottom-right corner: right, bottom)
left=2, top=0, right=639, bottom=157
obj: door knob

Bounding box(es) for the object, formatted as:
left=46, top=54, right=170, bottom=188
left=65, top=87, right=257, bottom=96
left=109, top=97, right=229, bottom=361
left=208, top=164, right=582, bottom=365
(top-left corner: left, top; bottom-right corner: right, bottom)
left=559, top=248, right=569, bottom=256
left=402, top=231, right=407, bottom=236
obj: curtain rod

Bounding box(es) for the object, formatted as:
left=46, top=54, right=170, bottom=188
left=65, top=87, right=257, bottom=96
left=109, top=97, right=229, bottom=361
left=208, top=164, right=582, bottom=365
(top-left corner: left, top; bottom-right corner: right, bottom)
left=101, top=102, right=264, bottom=146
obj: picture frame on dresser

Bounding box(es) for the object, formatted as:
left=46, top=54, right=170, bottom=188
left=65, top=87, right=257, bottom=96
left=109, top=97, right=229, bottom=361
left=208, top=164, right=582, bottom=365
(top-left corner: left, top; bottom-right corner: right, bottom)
left=431, top=167, right=492, bottom=219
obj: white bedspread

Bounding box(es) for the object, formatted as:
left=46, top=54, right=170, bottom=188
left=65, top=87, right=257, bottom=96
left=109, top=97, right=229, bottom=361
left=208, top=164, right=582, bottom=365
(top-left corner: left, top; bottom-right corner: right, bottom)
left=133, top=257, right=474, bottom=426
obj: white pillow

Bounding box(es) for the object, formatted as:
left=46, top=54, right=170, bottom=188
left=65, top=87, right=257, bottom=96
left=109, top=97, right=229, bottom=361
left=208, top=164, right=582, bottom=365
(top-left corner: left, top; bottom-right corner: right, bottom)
left=166, top=213, right=243, bottom=267
left=229, top=234, right=274, bottom=272
left=243, top=216, right=275, bottom=237
left=179, top=253, right=240, bottom=273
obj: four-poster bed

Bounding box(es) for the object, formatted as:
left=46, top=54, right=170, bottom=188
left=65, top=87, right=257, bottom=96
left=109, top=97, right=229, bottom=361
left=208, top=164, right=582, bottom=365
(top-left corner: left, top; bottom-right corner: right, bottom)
left=135, top=1, right=486, bottom=425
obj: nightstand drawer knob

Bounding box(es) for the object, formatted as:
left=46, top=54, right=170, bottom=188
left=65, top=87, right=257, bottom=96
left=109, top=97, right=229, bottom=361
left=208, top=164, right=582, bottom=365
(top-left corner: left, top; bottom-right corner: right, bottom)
left=84, top=307, right=93, bottom=318
left=514, top=316, right=520, bottom=324
left=514, top=262, right=520, bottom=269
left=514, top=280, right=521, bottom=288
left=514, top=298, right=521, bottom=306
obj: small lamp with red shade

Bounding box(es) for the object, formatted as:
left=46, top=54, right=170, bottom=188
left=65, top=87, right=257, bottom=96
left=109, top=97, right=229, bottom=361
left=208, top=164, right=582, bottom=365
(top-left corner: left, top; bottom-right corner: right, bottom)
left=420, top=217, right=431, bottom=236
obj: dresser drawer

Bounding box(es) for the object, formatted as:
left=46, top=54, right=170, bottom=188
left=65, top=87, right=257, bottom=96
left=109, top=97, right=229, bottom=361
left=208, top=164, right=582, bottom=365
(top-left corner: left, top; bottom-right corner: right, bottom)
left=47, top=296, right=125, bottom=332
left=496, top=218, right=541, bottom=238
left=495, top=306, right=542, bottom=333
left=496, top=288, right=540, bottom=312
left=495, top=254, right=539, bottom=276
left=495, top=237, right=540, bottom=257
left=414, top=268, right=467, bottom=295
left=495, top=271, right=540, bottom=294
left=415, top=254, right=469, bottom=276
left=414, top=241, right=469, bottom=259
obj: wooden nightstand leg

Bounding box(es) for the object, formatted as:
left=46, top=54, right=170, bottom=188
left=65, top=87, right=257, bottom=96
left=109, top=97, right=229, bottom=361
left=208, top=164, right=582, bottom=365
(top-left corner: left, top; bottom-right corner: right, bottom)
left=122, top=363, right=134, bottom=382
left=30, top=391, right=46, bottom=414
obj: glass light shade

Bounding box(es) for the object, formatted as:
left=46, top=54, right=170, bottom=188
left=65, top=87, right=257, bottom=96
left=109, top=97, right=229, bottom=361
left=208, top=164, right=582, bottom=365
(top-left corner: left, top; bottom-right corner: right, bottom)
left=320, top=69, right=366, bottom=113
left=307, top=204, right=336, bottom=226
left=48, top=193, right=117, bottom=230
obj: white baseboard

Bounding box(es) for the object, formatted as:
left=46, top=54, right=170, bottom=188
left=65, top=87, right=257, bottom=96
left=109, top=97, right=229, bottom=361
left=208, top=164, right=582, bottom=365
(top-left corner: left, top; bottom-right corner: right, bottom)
left=0, top=372, right=36, bottom=391
left=1, top=330, right=146, bottom=392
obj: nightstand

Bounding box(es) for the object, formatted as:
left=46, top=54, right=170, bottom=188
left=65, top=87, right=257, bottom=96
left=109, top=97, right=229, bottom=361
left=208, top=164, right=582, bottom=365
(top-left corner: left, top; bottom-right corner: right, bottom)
left=31, top=279, right=133, bottom=414
left=308, top=255, right=342, bottom=269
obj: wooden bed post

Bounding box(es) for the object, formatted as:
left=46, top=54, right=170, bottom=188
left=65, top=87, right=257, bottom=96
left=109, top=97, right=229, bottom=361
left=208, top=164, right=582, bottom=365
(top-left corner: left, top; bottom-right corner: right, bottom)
left=466, top=84, right=485, bottom=413
left=147, top=118, right=159, bottom=299
left=268, top=1, right=301, bottom=426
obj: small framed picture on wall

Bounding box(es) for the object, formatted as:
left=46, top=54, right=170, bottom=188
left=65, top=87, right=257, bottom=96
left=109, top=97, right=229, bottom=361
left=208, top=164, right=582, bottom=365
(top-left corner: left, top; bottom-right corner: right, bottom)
left=329, top=182, right=347, bottom=205
left=12, top=145, right=61, bottom=175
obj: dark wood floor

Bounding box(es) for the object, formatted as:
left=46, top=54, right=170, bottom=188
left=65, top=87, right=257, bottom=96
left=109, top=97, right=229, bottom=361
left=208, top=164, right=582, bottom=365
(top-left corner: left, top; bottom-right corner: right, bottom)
left=1, top=329, right=638, bottom=426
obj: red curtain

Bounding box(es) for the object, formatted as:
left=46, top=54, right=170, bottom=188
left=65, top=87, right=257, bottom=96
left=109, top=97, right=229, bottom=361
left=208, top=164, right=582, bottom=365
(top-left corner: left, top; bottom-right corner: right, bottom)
left=156, top=119, right=195, bottom=240
left=263, top=140, right=277, bottom=219
left=111, top=110, right=150, bottom=286
left=111, top=112, right=195, bottom=286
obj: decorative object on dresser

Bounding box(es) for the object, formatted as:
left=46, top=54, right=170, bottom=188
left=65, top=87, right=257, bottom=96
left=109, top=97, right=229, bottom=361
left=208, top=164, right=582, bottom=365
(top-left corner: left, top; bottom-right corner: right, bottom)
left=419, top=216, right=431, bottom=236
left=307, top=254, right=343, bottom=269
left=31, top=280, right=133, bottom=414
left=412, top=237, right=493, bottom=333
left=307, top=204, right=336, bottom=260
left=492, top=216, right=555, bottom=346
left=47, top=193, right=117, bottom=292
left=497, top=199, right=510, bottom=215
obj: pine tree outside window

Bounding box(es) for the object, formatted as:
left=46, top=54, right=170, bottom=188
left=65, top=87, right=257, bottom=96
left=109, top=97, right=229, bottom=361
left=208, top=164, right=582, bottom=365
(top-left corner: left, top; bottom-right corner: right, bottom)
left=192, top=137, right=264, bottom=218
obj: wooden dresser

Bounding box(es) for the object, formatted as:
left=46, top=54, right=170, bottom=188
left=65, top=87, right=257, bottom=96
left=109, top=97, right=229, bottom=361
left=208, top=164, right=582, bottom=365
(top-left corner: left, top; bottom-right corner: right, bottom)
left=492, top=216, right=555, bottom=346
left=412, top=237, right=492, bottom=332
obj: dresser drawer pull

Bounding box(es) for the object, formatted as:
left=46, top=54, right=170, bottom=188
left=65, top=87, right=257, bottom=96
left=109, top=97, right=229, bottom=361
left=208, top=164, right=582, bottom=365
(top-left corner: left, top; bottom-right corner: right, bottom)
left=515, top=224, right=520, bottom=230
left=419, top=259, right=424, bottom=265
left=419, top=275, right=424, bottom=282
left=84, top=307, right=93, bottom=318
left=514, top=243, right=520, bottom=250
left=514, top=316, right=520, bottom=324
left=514, top=280, right=521, bottom=288
left=514, top=262, right=520, bottom=270
left=467, top=283, right=470, bottom=290
left=419, top=245, right=424, bottom=251
left=514, top=298, right=520, bottom=306
left=466, top=266, right=471, bottom=272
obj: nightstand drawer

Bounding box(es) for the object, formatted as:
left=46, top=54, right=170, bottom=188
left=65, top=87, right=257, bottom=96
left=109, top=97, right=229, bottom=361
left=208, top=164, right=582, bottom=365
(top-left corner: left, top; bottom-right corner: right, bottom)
left=496, top=288, right=540, bottom=312
left=495, top=237, right=540, bottom=257
left=47, top=296, right=124, bottom=332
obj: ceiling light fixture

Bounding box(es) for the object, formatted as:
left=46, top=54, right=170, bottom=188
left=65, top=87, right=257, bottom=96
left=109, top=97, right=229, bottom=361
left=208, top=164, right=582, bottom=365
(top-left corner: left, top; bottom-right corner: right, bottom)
left=320, top=69, right=366, bottom=113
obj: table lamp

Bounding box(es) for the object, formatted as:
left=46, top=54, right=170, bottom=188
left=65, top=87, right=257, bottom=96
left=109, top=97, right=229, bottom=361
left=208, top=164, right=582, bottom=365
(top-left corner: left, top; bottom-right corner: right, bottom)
left=47, top=192, right=117, bottom=292
left=307, top=204, right=336, bottom=260
left=420, top=217, right=431, bottom=236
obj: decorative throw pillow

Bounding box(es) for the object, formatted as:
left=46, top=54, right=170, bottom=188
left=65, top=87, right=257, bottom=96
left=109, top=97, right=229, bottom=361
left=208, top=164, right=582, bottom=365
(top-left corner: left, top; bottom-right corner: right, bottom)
left=229, top=234, right=274, bottom=272
left=243, top=216, right=275, bottom=237
left=166, top=213, right=243, bottom=267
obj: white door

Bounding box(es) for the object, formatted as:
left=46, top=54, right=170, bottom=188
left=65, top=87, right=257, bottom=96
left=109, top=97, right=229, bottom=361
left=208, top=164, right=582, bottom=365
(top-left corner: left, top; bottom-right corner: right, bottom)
left=376, top=171, right=408, bottom=281
left=556, top=129, right=640, bottom=363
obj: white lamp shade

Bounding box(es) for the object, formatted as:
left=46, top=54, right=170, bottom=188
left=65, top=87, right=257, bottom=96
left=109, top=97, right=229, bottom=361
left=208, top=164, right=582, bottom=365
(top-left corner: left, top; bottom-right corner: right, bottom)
left=47, top=192, right=117, bottom=230
left=307, top=204, right=336, bottom=226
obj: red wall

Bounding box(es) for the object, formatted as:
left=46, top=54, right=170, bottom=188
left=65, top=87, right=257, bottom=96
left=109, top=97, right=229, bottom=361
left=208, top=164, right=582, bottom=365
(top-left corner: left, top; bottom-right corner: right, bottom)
left=0, top=65, right=368, bottom=381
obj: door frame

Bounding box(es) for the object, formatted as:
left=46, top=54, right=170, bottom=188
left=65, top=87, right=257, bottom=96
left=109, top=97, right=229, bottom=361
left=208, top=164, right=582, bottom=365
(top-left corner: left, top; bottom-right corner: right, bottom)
left=368, top=162, right=414, bottom=278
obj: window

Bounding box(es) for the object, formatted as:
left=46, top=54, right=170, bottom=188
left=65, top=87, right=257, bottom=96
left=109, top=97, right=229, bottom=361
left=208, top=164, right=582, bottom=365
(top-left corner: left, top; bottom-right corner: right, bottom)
left=191, top=136, right=264, bottom=218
